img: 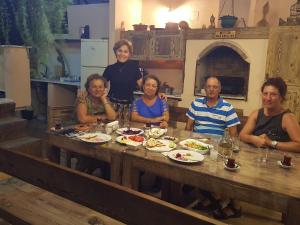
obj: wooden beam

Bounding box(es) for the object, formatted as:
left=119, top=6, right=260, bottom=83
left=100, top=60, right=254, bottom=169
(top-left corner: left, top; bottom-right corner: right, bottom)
left=0, top=148, right=225, bottom=225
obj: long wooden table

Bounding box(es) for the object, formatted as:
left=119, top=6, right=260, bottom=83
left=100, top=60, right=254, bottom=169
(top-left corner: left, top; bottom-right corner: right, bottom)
left=121, top=128, right=300, bottom=225
left=47, top=124, right=300, bottom=225
left=47, top=129, right=130, bottom=184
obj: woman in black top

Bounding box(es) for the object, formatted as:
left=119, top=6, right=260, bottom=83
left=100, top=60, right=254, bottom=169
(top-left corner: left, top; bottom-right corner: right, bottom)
left=103, top=39, right=142, bottom=104
left=103, top=39, right=142, bottom=122
left=103, top=39, right=166, bottom=124
left=240, top=77, right=300, bottom=152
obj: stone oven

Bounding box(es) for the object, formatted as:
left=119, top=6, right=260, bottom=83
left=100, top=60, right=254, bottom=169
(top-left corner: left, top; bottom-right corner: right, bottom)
left=180, top=28, right=269, bottom=116
left=194, top=42, right=250, bottom=99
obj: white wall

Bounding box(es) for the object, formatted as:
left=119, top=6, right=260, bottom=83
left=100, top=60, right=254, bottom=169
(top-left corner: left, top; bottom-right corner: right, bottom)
left=141, top=0, right=219, bottom=28
left=219, top=0, right=251, bottom=27
left=182, top=39, right=269, bottom=116
left=47, top=42, right=81, bottom=80
left=109, top=0, right=142, bottom=63
left=67, top=4, right=109, bottom=39
left=249, top=0, right=295, bottom=27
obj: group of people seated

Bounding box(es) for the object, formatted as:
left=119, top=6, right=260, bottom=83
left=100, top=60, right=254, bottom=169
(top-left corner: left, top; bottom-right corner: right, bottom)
left=75, top=39, right=300, bottom=220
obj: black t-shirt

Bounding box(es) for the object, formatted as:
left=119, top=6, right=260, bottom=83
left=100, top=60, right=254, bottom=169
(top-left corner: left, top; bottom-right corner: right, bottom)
left=253, top=108, right=290, bottom=142
left=103, top=60, right=142, bottom=104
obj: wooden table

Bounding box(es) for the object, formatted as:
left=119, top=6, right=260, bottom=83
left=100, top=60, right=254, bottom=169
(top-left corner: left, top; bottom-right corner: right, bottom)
left=121, top=128, right=300, bottom=225
left=47, top=128, right=131, bottom=184
left=47, top=124, right=300, bottom=225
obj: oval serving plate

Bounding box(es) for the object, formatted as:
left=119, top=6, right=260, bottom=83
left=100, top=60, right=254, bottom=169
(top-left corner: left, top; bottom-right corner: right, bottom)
left=115, top=136, right=144, bottom=147
left=143, top=138, right=176, bottom=152
left=77, top=132, right=111, bottom=143
left=167, top=149, right=204, bottom=163
left=116, top=127, right=144, bottom=136
left=179, top=139, right=212, bottom=154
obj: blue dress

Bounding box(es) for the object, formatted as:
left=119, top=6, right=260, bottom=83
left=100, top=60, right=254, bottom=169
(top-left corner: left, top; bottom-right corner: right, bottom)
left=131, top=97, right=168, bottom=125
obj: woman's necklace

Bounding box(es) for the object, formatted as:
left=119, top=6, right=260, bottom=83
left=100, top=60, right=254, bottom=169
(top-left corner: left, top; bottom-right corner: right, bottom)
left=118, top=62, right=127, bottom=73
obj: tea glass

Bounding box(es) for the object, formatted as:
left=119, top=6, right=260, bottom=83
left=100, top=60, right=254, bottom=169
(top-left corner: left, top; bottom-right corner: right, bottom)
left=257, top=147, right=269, bottom=164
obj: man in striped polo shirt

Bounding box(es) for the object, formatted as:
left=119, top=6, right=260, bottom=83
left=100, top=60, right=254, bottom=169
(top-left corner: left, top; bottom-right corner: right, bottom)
left=186, top=76, right=240, bottom=136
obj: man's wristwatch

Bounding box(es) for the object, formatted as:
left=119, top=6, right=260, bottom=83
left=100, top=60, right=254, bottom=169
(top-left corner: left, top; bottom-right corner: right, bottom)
left=271, top=140, right=278, bottom=149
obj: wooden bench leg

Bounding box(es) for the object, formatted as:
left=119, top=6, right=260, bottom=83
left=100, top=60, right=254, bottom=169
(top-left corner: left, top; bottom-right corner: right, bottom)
left=286, top=199, right=300, bottom=225
left=122, top=157, right=140, bottom=190
left=45, top=143, right=60, bottom=164
left=161, top=180, right=183, bottom=205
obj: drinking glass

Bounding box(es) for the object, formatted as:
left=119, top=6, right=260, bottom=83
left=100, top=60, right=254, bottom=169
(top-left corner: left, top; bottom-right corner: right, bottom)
left=257, top=147, right=269, bottom=164
left=209, top=146, right=218, bottom=161
left=117, top=106, right=124, bottom=127
left=232, top=136, right=241, bottom=152
left=123, top=105, right=130, bottom=128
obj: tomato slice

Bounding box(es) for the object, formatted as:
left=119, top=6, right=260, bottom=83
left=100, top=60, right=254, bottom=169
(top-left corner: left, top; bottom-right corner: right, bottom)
left=129, top=136, right=144, bottom=142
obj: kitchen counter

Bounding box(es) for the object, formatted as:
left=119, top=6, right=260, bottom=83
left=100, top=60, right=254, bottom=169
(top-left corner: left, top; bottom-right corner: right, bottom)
left=31, top=78, right=80, bottom=87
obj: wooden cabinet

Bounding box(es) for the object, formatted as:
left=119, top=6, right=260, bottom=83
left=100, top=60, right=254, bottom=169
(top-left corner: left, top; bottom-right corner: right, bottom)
left=266, top=26, right=300, bottom=121
left=0, top=46, right=31, bottom=108
left=150, top=31, right=185, bottom=60
left=122, top=31, right=150, bottom=60
left=121, top=30, right=185, bottom=60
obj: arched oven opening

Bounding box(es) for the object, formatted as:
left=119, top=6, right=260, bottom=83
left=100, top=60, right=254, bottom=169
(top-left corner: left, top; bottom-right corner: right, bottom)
left=194, top=45, right=250, bottom=100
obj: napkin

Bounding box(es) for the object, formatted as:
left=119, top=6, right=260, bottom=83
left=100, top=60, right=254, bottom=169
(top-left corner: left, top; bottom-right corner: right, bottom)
left=106, top=121, right=119, bottom=131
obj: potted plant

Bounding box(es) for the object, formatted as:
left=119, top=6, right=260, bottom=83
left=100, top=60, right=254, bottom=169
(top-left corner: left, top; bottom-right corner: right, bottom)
left=0, top=0, right=70, bottom=77
left=219, top=0, right=238, bottom=28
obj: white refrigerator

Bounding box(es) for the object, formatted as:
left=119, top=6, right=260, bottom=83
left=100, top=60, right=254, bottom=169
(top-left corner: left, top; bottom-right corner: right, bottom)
left=80, top=39, right=108, bottom=90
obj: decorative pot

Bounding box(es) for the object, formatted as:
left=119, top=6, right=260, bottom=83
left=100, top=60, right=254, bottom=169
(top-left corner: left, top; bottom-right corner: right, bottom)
left=132, top=23, right=148, bottom=31
left=165, top=22, right=179, bottom=30
left=220, top=15, right=238, bottom=28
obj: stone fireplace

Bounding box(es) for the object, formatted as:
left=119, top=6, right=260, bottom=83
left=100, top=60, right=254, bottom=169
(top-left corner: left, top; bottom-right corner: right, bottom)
left=194, top=43, right=250, bottom=99
left=180, top=28, right=269, bottom=116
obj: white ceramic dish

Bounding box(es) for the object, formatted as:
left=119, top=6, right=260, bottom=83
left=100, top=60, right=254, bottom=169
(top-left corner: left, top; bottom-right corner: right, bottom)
left=277, top=160, right=293, bottom=169
left=116, top=127, right=144, bottom=136
left=179, top=139, right=212, bottom=154
left=144, top=139, right=176, bottom=152
left=224, top=161, right=240, bottom=171
left=115, top=136, right=144, bottom=147
left=167, top=150, right=204, bottom=163
left=147, top=128, right=167, bottom=138
left=77, top=132, right=111, bottom=143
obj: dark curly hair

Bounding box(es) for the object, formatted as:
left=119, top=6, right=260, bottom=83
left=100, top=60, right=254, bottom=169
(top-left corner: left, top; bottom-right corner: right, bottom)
left=142, top=75, right=161, bottom=95
left=85, top=74, right=107, bottom=92
left=261, top=77, right=287, bottom=100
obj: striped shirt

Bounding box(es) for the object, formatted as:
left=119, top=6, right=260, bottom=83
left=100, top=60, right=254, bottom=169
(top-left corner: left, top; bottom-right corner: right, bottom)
left=186, top=97, right=240, bottom=136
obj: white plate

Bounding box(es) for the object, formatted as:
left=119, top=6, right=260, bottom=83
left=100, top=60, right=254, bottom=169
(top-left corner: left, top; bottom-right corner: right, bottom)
left=277, top=161, right=293, bottom=169
left=116, top=127, right=144, bottom=136
left=224, top=162, right=240, bottom=171
left=144, top=139, right=176, bottom=152
left=147, top=127, right=167, bottom=138
left=167, top=150, right=204, bottom=163
left=179, top=139, right=212, bottom=154
left=78, top=132, right=111, bottom=143
left=115, top=136, right=144, bottom=147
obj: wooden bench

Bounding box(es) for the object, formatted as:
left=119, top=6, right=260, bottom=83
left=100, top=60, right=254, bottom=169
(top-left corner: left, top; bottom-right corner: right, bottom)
left=0, top=178, right=124, bottom=225
left=0, top=146, right=226, bottom=225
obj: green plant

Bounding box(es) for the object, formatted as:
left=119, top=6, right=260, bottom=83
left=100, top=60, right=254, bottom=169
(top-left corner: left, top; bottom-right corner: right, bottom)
left=0, top=0, right=70, bottom=76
